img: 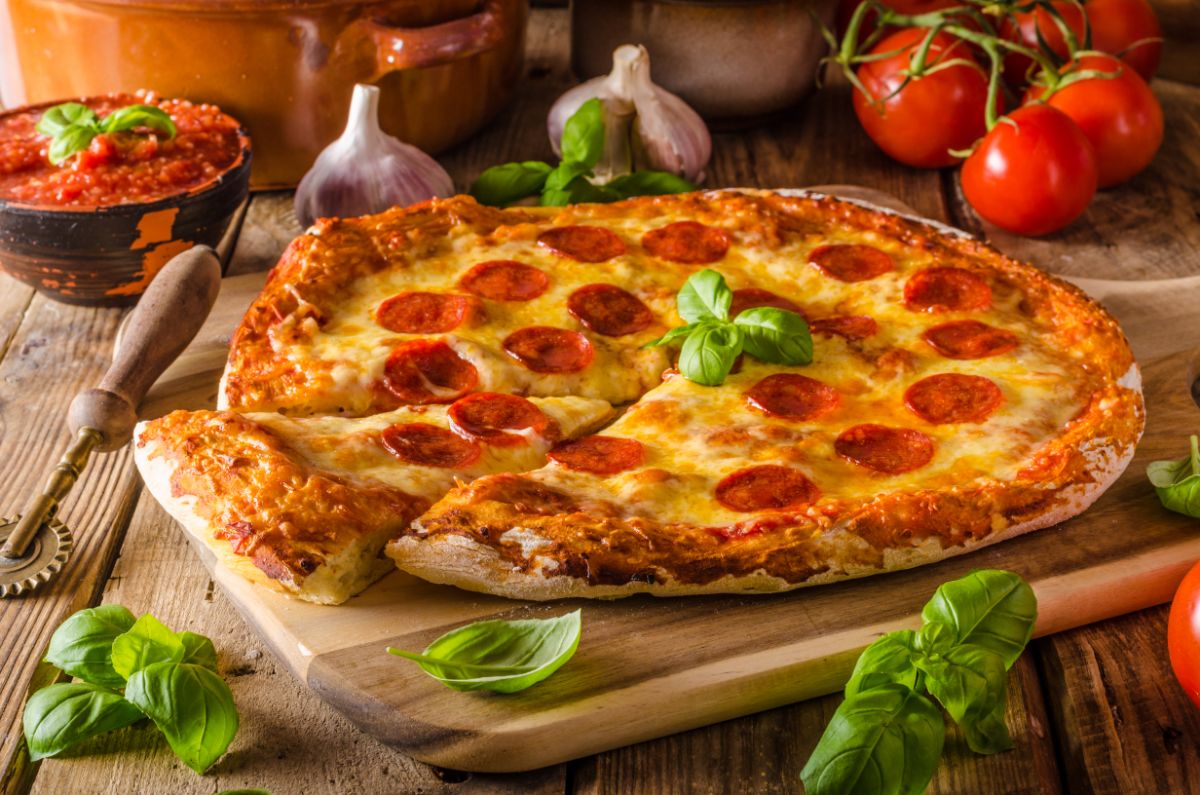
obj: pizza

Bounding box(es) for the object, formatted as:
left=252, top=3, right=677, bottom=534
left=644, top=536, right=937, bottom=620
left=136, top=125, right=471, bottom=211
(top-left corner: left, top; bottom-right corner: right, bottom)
left=135, top=396, right=614, bottom=604
left=135, top=189, right=1144, bottom=603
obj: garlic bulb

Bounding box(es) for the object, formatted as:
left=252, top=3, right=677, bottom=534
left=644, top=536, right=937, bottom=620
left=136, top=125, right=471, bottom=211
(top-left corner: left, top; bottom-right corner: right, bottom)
left=295, top=84, right=454, bottom=228
left=547, top=45, right=711, bottom=184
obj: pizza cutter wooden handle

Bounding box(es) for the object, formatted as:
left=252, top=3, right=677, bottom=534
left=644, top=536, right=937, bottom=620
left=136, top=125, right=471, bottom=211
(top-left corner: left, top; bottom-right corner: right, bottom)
left=67, top=245, right=222, bottom=452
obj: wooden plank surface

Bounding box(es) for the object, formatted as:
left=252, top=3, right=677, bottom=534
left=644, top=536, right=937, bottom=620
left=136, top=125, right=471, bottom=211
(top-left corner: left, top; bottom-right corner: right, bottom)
left=9, top=6, right=1200, bottom=795
left=109, top=263, right=1200, bottom=772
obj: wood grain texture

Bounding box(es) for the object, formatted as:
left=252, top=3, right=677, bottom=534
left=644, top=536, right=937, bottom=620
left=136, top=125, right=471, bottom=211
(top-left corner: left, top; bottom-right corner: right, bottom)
left=6, top=5, right=1200, bottom=794
left=571, top=655, right=1061, bottom=795
left=1037, top=606, right=1200, bottom=795
left=28, top=484, right=566, bottom=795
left=946, top=80, right=1200, bottom=281
left=131, top=266, right=1199, bottom=772
left=0, top=296, right=142, bottom=795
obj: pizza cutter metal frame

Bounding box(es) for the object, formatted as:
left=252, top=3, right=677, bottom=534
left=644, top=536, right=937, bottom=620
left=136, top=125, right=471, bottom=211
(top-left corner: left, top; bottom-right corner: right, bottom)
left=0, top=246, right=222, bottom=597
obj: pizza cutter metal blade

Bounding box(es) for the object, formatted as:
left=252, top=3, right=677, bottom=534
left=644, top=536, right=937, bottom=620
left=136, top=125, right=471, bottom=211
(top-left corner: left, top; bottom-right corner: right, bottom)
left=0, top=246, right=222, bottom=598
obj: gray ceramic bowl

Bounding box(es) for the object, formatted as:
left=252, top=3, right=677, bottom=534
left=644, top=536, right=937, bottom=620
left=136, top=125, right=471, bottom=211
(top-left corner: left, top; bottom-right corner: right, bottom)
left=570, top=0, right=838, bottom=125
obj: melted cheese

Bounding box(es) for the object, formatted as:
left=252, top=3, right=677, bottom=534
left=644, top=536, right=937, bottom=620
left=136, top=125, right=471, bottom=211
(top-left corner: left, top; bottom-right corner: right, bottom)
left=252, top=395, right=613, bottom=501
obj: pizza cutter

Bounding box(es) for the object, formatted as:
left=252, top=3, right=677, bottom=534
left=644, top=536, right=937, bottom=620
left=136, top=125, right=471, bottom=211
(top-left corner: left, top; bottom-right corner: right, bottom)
left=0, top=246, right=222, bottom=597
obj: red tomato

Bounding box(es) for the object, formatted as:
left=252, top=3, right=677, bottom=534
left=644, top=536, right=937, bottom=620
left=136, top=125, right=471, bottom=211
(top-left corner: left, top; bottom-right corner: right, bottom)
left=1001, top=0, right=1162, bottom=88
left=1168, top=559, right=1200, bottom=711
left=960, top=104, right=1097, bottom=236
left=1026, top=54, right=1163, bottom=187
left=852, top=29, right=992, bottom=168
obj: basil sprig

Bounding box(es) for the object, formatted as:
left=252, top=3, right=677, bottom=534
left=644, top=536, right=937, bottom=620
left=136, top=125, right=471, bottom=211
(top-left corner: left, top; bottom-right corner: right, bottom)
left=24, top=605, right=237, bottom=774
left=470, top=99, right=694, bottom=207
left=1147, top=435, right=1200, bottom=518
left=387, top=609, right=581, bottom=693
left=801, top=569, right=1038, bottom=795
left=645, top=269, right=813, bottom=386
left=36, top=101, right=177, bottom=165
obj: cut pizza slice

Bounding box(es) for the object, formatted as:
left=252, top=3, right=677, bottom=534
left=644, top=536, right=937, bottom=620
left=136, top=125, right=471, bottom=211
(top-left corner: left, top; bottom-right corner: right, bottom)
left=135, top=394, right=615, bottom=604
left=389, top=330, right=1142, bottom=600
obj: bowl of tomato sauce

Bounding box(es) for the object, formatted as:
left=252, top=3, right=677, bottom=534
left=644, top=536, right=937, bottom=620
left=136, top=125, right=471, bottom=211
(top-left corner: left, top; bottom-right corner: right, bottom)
left=0, top=92, right=250, bottom=305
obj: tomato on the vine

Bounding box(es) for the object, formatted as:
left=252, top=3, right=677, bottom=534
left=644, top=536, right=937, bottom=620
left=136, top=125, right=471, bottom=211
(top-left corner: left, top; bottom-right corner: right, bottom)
left=960, top=104, right=1097, bottom=236
left=1001, top=0, right=1162, bottom=88
left=852, top=28, right=993, bottom=168
left=1169, top=559, right=1200, bottom=711
left=1026, top=54, right=1163, bottom=188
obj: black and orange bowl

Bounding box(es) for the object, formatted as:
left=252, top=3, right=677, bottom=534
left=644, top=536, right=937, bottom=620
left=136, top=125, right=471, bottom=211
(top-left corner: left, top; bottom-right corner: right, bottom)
left=0, top=103, right=251, bottom=307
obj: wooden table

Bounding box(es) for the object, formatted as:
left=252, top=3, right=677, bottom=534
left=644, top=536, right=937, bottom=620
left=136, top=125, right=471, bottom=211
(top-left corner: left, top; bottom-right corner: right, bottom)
left=3, top=8, right=1199, bottom=794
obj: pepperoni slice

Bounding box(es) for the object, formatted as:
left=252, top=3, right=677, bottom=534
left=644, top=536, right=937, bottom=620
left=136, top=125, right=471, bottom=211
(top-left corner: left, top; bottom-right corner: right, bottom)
left=715, top=465, right=821, bottom=513
left=380, top=423, right=481, bottom=468
left=835, top=424, right=935, bottom=474
left=810, top=315, right=878, bottom=340
left=808, top=244, right=894, bottom=282
left=448, top=392, right=552, bottom=447
left=375, top=292, right=478, bottom=334
left=567, top=284, right=654, bottom=337
left=729, top=288, right=804, bottom=319
left=503, top=327, right=595, bottom=373
left=382, top=340, right=479, bottom=404
left=641, top=221, right=731, bottom=264
left=459, top=260, right=549, bottom=302
left=537, top=225, right=626, bottom=262
left=923, top=320, right=1019, bottom=359
left=905, top=373, right=1004, bottom=424
left=903, top=267, right=992, bottom=312
left=745, top=374, right=840, bottom=421
left=548, top=435, right=645, bottom=475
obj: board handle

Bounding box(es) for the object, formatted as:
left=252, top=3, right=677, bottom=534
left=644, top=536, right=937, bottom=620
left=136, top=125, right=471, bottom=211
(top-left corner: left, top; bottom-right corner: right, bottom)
left=67, top=245, right=222, bottom=451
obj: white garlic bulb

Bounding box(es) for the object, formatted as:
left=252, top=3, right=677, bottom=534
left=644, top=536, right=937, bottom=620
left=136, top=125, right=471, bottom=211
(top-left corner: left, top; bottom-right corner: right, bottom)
left=547, top=45, right=711, bottom=184
left=295, top=84, right=455, bottom=228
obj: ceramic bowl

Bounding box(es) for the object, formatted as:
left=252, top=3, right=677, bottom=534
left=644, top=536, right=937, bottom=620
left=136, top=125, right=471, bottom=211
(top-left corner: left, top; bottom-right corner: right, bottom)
left=0, top=101, right=251, bottom=307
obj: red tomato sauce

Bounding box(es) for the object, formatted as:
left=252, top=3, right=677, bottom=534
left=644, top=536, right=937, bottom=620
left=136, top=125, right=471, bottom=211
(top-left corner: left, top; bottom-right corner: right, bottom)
left=0, top=92, right=244, bottom=208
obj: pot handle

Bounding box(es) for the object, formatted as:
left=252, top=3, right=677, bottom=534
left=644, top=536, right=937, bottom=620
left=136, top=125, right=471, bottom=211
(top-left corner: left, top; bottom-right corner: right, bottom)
left=341, top=0, right=513, bottom=81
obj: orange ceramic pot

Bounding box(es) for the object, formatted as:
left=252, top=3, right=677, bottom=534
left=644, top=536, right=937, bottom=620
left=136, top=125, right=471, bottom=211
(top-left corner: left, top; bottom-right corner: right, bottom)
left=0, top=0, right=527, bottom=187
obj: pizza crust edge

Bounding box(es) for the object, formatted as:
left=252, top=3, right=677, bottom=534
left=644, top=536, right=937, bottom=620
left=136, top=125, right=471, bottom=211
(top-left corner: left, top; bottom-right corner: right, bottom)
left=387, top=383, right=1140, bottom=601
left=135, top=428, right=402, bottom=606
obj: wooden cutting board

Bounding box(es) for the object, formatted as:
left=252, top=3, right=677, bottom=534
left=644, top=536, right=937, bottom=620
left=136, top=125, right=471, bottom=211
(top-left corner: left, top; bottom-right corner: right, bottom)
left=135, top=189, right=1200, bottom=773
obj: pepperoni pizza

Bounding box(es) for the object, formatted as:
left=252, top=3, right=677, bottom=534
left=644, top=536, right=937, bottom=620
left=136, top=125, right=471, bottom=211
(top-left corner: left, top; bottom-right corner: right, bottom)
left=136, top=190, right=1144, bottom=602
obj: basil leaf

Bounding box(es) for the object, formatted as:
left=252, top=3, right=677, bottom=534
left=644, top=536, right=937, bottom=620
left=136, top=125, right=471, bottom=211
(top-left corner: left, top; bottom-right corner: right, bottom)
left=643, top=322, right=701, bottom=349
left=540, top=163, right=621, bottom=207
left=677, top=269, right=733, bottom=323
left=46, top=125, right=98, bottom=166
left=470, top=161, right=553, bottom=206
left=111, top=614, right=186, bottom=680
left=734, top=307, right=813, bottom=366
left=844, top=630, right=919, bottom=699
left=606, top=171, right=696, bottom=198
left=125, top=662, right=239, bottom=774
left=1147, top=435, right=1200, bottom=518
left=800, top=684, right=945, bottom=795
left=559, top=98, right=605, bottom=169
left=678, top=322, right=743, bottom=386
left=961, top=698, right=1014, bottom=755
left=23, top=683, right=143, bottom=761
left=99, top=104, right=176, bottom=138
left=917, top=644, right=1011, bottom=754
left=44, top=604, right=136, bottom=687
left=35, top=102, right=97, bottom=138
left=387, top=609, right=581, bottom=694
left=921, top=569, right=1037, bottom=670
left=177, top=632, right=219, bottom=671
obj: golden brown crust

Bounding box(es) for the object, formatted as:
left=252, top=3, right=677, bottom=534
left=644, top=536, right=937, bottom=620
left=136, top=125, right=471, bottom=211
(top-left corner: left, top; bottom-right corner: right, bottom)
left=137, top=410, right=426, bottom=602
left=389, top=191, right=1145, bottom=598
